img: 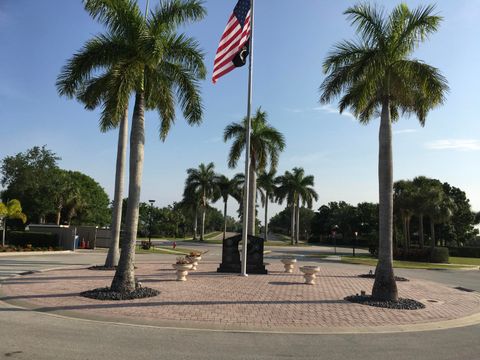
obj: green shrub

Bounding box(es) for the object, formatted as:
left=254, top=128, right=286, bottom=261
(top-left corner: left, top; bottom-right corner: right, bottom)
left=393, top=247, right=449, bottom=263
left=7, top=231, right=59, bottom=248
left=429, top=247, right=450, bottom=263
left=448, top=247, right=480, bottom=258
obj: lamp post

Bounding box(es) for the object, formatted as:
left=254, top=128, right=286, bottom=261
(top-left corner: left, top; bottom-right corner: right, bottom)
left=332, top=225, right=338, bottom=255
left=353, top=231, right=358, bottom=257
left=148, top=199, right=155, bottom=248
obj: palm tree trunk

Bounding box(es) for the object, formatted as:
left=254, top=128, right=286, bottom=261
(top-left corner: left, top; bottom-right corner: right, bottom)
left=295, top=198, right=300, bottom=244
left=247, top=165, right=256, bottom=235
left=223, top=200, right=227, bottom=241
left=105, top=108, right=128, bottom=268
left=372, top=100, right=398, bottom=301
left=193, top=205, right=198, bottom=240
left=264, top=194, right=268, bottom=243
left=2, top=219, right=6, bottom=247
left=56, top=209, right=62, bottom=226
left=419, top=214, right=425, bottom=248
left=430, top=218, right=436, bottom=248
left=406, top=216, right=411, bottom=249
left=402, top=215, right=408, bottom=248
left=290, top=203, right=295, bottom=245
left=200, top=190, right=206, bottom=241
left=111, top=92, right=144, bottom=293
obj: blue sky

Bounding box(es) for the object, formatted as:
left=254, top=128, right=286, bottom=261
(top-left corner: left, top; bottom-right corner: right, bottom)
left=1, top=0, right=479, bottom=221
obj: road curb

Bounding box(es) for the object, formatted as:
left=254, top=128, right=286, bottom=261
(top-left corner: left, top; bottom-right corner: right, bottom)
left=0, top=250, right=74, bottom=257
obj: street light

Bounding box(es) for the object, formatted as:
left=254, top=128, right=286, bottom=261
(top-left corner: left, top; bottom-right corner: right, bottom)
left=332, top=225, right=339, bottom=255
left=353, top=231, right=358, bottom=257
left=148, top=200, right=155, bottom=248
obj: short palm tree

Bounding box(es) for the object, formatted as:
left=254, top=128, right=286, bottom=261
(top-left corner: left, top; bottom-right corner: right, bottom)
left=0, top=200, right=27, bottom=247
left=257, top=169, right=277, bottom=242
left=57, top=0, right=206, bottom=293
left=319, top=3, right=448, bottom=301
left=224, top=108, right=285, bottom=235
left=276, top=168, right=318, bottom=245
left=185, top=163, right=218, bottom=241
left=214, top=175, right=242, bottom=241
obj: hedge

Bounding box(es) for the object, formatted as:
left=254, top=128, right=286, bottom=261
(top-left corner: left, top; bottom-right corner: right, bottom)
left=7, top=231, right=59, bottom=248
left=448, top=247, right=480, bottom=258
left=393, top=247, right=449, bottom=263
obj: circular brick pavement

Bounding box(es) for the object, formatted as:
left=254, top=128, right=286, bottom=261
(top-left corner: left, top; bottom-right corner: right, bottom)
left=1, top=261, right=479, bottom=332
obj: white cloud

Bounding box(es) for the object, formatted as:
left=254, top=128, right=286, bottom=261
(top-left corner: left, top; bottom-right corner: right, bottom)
left=425, top=139, right=480, bottom=151
left=284, top=108, right=304, bottom=113
left=394, top=129, right=418, bottom=135
left=314, top=104, right=355, bottom=119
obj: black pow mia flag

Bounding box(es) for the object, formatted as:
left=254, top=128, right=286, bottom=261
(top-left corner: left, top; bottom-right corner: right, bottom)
left=233, top=41, right=250, bottom=68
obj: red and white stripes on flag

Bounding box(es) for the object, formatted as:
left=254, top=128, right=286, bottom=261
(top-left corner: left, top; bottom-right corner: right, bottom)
left=212, top=0, right=251, bottom=84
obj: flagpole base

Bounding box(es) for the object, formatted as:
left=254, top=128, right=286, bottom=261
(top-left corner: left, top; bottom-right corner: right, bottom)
left=239, top=273, right=248, bottom=277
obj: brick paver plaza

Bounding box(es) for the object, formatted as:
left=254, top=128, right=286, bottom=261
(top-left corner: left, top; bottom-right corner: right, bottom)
left=1, top=261, right=479, bottom=332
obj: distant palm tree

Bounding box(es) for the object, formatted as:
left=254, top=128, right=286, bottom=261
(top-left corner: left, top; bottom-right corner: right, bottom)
left=214, top=175, right=242, bottom=241
left=180, top=186, right=201, bottom=240
left=56, top=0, right=206, bottom=293
left=224, top=108, right=285, bottom=235
left=0, top=200, right=27, bottom=247
left=185, top=163, right=218, bottom=241
left=320, top=3, right=448, bottom=301
left=394, top=180, right=416, bottom=248
left=257, top=170, right=277, bottom=242
left=276, top=168, right=318, bottom=245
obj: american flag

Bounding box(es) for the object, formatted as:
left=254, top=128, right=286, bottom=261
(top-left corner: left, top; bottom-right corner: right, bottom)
left=212, top=0, right=251, bottom=84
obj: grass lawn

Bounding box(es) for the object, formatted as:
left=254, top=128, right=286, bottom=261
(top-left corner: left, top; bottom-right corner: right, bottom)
left=449, top=257, right=480, bottom=266
left=135, top=245, right=198, bottom=255
left=340, top=255, right=475, bottom=269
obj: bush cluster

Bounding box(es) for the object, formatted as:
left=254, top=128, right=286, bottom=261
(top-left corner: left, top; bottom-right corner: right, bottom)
left=448, top=247, right=480, bottom=258
left=7, top=231, right=59, bottom=248
left=393, top=247, right=449, bottom=263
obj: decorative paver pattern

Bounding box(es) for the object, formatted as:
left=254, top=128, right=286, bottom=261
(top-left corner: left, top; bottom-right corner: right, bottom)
left=1, top=261, right=479, bottom=331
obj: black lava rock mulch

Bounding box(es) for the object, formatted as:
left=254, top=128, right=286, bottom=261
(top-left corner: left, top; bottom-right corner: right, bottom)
left=80, top=287, right=160, bottom=301
left=88, top=265, right=117, bottom=271
left=344, top=295, right=425, bottom=310
left=358, top=274, right=409, bottom=282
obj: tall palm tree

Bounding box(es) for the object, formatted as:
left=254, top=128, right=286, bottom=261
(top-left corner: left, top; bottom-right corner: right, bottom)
left=185, top=163, right=218, bottom=241
left=0, top=200, right=27, bottom=247
left=214, top=175, right=242, bottom=241
left=276, top=168, right=318, bottom=245
left=320, top=3, right=448, bottom=301
left=224, top=108, right=285, bottom=235
left=57, top=0, right=206, bottom=293
left=257, top=169, right=277, bottom=242
left=58, top=40, right=130, bottom=267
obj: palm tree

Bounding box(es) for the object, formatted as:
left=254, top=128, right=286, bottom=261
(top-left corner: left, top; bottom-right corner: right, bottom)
left=214, top=175, right=242, bottom=241
left=257, top=170, right=277, bottom=242
left=180, top=186, right=201, bottom=240
left=276, top=168, right=318, bottom=245
left=0, top=200, right=27, bottom=247
left=185, top=163, right=218, bottom=241
left=394, top=180, right=416, bottom=248
left=320, top=3, right=448, bottom=301
left=57, top=0, right=206, bottom=293
left=58, top=63, right=129, bottom=267
left=224, top=108, right=285, bottom=235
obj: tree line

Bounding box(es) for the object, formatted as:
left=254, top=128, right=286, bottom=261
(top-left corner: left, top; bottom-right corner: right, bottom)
left=1, top=146, right=110, bottom=227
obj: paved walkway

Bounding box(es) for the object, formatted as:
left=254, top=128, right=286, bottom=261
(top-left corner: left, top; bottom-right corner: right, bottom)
left=1, top=260, right=479, bottom=332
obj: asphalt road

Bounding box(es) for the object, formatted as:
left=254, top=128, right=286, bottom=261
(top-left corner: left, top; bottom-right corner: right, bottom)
left=0, top=245, right=479, bottom=360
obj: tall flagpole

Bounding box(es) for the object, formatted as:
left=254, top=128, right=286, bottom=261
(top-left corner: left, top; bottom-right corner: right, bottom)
left=240, top=0, right=255, bottom=277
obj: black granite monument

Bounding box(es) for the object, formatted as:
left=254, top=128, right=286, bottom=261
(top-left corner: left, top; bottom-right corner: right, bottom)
left=217, top=234, right=268, bottom=274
